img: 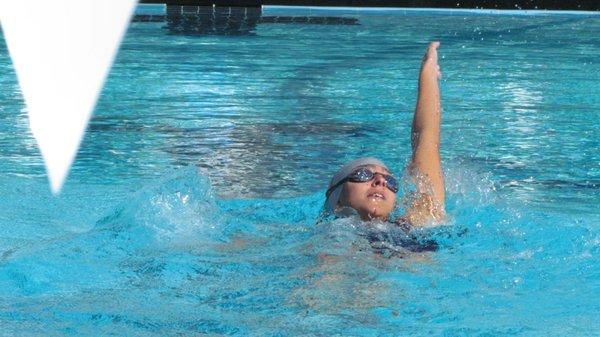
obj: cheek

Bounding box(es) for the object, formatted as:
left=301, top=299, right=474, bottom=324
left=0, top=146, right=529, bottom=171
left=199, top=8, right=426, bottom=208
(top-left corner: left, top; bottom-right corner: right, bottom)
left=340, top=183, right=365, bottom=206
left=386, top=195, right=397, bottom=210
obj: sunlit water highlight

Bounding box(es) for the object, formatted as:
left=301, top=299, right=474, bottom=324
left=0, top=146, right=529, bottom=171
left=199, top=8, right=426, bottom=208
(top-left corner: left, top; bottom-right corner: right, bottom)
left=0, top=6, right=598, bottom=336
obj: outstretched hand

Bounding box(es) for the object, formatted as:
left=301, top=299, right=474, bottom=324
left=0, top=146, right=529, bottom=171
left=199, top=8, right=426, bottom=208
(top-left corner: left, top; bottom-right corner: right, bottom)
left=421, top=41, right=441, bottom=80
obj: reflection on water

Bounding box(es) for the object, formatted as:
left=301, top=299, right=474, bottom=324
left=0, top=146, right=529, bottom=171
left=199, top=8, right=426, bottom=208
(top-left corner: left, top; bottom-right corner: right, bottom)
left=0, top=9, right=598, bottom=205
left=498, top=74, right=545, bottom=204
left=162, top=121, right=378, bottom=197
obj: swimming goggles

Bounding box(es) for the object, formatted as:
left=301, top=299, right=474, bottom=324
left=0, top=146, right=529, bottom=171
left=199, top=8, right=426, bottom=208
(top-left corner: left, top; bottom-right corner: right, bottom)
left=326, top=167, right=399, bottom=197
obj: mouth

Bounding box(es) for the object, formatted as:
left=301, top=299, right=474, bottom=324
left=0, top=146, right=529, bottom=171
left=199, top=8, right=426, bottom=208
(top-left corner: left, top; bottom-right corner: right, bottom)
left=367, top=192, right=386, bottom=200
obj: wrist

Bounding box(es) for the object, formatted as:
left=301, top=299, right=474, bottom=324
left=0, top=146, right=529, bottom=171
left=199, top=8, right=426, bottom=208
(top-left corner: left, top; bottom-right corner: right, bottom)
left=420, top=61, right=440, bottom=80
left=420, top=60, right=437, bottom=73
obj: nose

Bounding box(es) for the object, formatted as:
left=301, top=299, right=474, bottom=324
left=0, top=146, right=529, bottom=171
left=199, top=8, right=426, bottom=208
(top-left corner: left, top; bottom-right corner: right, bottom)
left=371, top=173, right=387, bottom=188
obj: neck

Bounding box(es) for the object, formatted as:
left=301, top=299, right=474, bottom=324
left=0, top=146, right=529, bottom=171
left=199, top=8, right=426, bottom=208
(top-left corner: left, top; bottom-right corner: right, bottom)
left=359, top=211, right=388, bottom=222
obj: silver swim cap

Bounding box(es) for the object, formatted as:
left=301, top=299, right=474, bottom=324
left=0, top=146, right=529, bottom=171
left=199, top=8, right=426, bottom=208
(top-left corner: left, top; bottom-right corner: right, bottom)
left=323, top=157, right=388, bottom=215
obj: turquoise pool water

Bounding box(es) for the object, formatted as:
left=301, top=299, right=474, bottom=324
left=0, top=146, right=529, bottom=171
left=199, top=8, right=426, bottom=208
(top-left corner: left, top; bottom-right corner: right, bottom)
left=1, top=5, right=599, bottom=336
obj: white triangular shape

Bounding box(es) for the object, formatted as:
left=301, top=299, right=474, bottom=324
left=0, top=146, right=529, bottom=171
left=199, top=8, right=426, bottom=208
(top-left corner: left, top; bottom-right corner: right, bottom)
left=0, top=0, right=137, bottom=194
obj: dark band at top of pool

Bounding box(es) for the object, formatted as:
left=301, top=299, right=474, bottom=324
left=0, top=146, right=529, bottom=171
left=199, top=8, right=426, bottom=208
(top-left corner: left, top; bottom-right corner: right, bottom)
left=140, top=0, right=599, bottom=11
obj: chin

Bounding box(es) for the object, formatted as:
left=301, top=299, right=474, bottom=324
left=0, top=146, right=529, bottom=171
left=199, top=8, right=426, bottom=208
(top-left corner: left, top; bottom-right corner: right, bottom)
left=371, top=213, right=390, bottom=220
left=365, top=204, right=392, bottom=219
left=363, top=208, right=391, bottom=220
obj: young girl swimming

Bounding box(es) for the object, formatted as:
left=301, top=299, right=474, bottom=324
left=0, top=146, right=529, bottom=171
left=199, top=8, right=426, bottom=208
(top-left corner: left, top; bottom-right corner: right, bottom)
left=324, top=42, right=445, bottom=227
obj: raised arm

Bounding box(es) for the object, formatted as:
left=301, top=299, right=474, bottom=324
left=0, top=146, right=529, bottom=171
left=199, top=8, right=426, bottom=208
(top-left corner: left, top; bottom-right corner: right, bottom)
left=405, top=42, right=445, bottom=226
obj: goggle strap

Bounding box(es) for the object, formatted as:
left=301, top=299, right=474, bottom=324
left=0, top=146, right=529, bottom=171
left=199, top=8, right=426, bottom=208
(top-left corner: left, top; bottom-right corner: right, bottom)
left=325, top=178, right=348, bottom=198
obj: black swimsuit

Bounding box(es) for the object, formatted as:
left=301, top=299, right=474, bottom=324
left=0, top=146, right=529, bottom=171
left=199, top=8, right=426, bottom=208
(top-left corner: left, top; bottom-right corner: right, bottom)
left=364, top=219, right=439, bottom=257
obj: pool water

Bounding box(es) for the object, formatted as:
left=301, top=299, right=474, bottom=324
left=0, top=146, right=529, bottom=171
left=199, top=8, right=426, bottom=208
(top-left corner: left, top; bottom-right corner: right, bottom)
left=1, top=5, right=599, bottom=336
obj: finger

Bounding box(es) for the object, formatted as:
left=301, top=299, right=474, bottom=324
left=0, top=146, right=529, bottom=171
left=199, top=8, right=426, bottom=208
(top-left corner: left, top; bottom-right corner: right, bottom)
left=423, top=41, right=441, bottom=63
left=427, top=42, right=440, bottom=58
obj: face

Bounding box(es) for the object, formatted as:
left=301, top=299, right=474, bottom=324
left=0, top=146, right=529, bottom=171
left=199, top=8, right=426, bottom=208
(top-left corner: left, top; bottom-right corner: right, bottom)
left=338, top=165, right=397, bottom=220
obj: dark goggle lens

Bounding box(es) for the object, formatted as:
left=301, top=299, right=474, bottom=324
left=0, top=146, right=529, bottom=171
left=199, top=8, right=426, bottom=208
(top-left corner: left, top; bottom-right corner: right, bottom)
left=348, top=168, right=399, bottom=193
left=347, top=167, right=374, bottom=182
left=385, top=175, right=399, bottom=193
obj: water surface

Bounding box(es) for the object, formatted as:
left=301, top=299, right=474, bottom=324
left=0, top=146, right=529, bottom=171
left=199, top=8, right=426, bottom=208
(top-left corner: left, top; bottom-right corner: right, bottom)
left=0, top=6, right=598, bottom=336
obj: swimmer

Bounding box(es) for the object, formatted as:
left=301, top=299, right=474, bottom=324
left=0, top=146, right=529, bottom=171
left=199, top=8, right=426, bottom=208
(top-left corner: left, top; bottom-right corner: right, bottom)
left=324, top=42, right=445, bottom=227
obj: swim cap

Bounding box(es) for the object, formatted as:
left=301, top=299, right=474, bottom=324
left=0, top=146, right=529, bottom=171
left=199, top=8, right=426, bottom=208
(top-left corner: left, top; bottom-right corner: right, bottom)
left=323, top=157, right=388, bottom=215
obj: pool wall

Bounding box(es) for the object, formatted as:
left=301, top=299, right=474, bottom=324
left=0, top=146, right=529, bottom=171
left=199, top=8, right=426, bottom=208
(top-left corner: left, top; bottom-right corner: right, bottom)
left=140, top=0, right=599, bottom=11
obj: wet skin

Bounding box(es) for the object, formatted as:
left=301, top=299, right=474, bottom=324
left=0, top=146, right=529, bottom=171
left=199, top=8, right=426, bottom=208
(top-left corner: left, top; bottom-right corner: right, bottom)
left=338, top=164, right=397, bottom=221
